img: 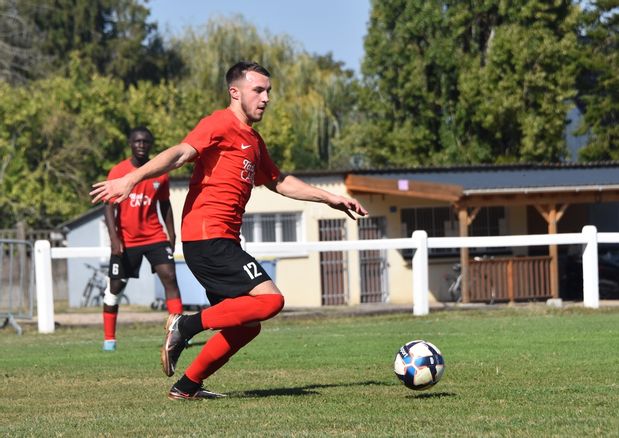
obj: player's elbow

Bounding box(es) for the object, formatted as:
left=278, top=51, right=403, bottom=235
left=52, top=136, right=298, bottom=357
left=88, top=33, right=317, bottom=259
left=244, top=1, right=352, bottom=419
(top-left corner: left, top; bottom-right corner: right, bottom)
left=173, top=143, right=197, bottom=167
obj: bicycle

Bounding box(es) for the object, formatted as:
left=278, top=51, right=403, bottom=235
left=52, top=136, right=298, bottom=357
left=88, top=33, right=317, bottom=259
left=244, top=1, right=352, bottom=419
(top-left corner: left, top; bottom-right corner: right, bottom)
left=80, top=263, right=130, bottom=307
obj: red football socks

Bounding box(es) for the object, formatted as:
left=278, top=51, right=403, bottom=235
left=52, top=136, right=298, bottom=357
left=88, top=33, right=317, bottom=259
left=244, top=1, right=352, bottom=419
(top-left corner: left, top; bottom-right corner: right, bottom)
left=200, top=294, right=285, bottom=330
left=185, top=324, right=261, bottom=383
left=103, top=310, right=118, bottom=340
left=166, top=297, right=183, bottom=314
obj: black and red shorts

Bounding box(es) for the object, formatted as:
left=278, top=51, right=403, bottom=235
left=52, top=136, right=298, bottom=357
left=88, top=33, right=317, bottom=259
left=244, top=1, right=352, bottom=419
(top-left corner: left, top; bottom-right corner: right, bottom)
left=109, top=241, right=174, bottom=279
left=182, top=238, right=272, bottom=305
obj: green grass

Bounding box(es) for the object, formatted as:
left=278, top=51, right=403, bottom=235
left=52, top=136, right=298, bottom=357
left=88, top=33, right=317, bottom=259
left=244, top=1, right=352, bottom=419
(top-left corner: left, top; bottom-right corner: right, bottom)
left=1, top=306, right=618, bottom=437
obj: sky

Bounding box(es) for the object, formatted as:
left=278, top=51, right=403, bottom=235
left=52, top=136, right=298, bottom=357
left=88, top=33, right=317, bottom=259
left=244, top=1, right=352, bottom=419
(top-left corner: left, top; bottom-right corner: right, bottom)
left=147, top=0, right=371, bottom=74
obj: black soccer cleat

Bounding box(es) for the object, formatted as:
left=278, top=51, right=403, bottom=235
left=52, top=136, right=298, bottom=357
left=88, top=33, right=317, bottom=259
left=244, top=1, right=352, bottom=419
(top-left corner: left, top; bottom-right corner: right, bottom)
left=168, top=385, right=227, bottom=401
left=161, top=314, right=189, bottom=377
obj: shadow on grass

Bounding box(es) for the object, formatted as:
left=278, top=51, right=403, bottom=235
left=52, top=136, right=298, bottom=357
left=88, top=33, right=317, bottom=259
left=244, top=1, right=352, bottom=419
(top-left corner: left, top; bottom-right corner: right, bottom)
left=405, top=391, right=456, bottom=399
left=228, top=380, right=388, bottom=398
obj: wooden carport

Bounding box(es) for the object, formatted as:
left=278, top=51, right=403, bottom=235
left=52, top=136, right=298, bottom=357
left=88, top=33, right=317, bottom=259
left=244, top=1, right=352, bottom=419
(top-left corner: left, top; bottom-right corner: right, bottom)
left=345, top=171, right=619, bottom=303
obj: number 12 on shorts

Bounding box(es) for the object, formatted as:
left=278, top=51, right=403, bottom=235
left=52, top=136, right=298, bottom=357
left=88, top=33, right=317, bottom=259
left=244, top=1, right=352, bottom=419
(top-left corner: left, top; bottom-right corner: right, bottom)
left=243, top=262, right=263, bottom=280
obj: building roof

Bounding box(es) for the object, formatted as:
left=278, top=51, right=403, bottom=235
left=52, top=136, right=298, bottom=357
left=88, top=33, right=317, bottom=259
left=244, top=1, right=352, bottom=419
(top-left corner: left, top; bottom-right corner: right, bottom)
left=360, top=162, right=619, bottom=191
left=58, top=204, right=104, bottom=231
left=342, top=162, right=619, bottom=207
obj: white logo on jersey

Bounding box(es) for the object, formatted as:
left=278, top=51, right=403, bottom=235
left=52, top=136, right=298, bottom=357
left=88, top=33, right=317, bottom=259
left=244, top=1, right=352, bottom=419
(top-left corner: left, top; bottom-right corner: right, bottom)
left=241, top=159, right=256, bottom=184
left=128, top=193, right=152, bottom=207
left=241, top=143, right=252, bottom=150
left=153, top=181, right=160, bottom=190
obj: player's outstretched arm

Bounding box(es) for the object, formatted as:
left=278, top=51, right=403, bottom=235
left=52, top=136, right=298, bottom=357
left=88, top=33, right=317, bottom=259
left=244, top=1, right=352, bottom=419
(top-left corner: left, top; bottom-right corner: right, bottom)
left=267, top=174, right=367, bottom=220
left=90, top=143, right=197, bottom=204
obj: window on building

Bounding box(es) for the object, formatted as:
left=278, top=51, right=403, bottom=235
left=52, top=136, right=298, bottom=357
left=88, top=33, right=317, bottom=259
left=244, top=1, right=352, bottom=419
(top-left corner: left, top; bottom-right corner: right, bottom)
left=400, top=206, right=506, bottom=257
left=242, top=213, right=302, bottom=242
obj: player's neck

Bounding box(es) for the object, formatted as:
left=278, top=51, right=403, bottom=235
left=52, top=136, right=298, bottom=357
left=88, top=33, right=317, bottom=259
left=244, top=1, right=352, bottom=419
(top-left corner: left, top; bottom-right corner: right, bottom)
left=131, top=156, right=148, bottom=167
left=228, top=104, right=252, bottom=127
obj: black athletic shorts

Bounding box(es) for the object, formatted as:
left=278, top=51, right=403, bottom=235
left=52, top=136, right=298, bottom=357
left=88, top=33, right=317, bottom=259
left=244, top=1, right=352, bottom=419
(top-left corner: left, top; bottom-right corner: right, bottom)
left=109, top=241, right=174, bottom=279
left=182, top=238, right=272, bottom=305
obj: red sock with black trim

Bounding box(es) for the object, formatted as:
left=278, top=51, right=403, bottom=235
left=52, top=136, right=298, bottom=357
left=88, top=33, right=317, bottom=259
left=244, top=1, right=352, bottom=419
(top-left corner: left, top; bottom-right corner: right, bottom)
left=184, top=324, right=262, bottom=384
left=166, top=297, right=183, bottom=314
left=103, top=310, right=118, bottom=340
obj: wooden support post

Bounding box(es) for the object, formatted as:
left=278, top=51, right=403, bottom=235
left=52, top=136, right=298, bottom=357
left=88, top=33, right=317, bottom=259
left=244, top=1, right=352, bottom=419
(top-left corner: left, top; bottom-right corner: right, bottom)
left=535, top=203, right=566, bottom=300
left=548, top=206, right=559, bottom=299
left=507, top=259, right=514, bottom=303
left=458, top=207, right=470, bottom=303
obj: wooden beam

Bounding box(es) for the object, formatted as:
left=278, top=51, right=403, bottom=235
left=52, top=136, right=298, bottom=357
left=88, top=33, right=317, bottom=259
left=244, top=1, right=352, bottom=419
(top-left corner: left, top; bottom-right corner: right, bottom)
left=458, top=207, right=470, bottom=304
left=467, top=207, right=481, bottom=226
left=345, top=174, right=463, bottom=203
left=459, top=190, right=619, bottom=208
left=534, top=204, right=551, bottom=222
left=556, top=203, right=569, bottom=222
left=547, top=206, right=559, bottom=299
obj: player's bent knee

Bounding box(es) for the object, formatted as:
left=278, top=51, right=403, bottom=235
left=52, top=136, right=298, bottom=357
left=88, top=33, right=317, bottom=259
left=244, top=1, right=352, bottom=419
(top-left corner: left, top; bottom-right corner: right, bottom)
left=255, top=293, right=285, bottom=320
left=109, top=278, right=127, bottom=295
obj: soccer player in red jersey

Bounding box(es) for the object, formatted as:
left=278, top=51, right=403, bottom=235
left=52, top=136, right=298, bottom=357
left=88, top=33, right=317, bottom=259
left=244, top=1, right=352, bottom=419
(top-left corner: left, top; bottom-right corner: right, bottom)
left=101, top=127, right=183, bottom=352
left=91, top=62, right=367, bottom=399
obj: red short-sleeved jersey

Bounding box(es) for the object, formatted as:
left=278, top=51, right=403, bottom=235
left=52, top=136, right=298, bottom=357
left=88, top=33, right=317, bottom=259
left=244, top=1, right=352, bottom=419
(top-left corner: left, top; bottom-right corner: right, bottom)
left=181, top=108, right=281, bottom=242
left=108, top=159, right=170, bottom=247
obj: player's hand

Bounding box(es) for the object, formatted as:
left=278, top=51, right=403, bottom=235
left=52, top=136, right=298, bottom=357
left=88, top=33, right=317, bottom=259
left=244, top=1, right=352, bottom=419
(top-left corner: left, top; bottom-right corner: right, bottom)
left=327, top=195, right=368, bottom=220
left=90, top=176, right=133, bottom=204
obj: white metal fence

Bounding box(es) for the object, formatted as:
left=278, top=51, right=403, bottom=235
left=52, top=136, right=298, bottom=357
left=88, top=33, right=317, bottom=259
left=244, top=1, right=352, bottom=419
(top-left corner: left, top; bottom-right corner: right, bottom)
left=1, top=239, right=34, bottom=334
left=34, top=225, right=615, bottom=333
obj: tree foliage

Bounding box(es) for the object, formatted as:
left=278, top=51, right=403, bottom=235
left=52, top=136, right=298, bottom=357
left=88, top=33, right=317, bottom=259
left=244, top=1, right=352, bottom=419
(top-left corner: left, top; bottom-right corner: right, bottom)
left=575, top=1, right=619, bottom=161
left=172, top=16, right=358, bottom=171
left=1, top=2, right=618, bottom=229
left=0, top=55, right=202, bottom=228
left=350, top=0, right=580, bottom=166
left=0, top=0, right=183, bottom=85
left=0, top=0, right=40, bottom=84
left=0, top=13, right=359, bottom=228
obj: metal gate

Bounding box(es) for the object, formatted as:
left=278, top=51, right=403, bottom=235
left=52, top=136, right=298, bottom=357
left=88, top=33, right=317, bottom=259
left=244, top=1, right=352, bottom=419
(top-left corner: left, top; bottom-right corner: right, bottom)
left=0, top=240, right=34, bottom=334
left=319, top=219, right=349, bottom=305
left=358, top=217, right=389, bottom=303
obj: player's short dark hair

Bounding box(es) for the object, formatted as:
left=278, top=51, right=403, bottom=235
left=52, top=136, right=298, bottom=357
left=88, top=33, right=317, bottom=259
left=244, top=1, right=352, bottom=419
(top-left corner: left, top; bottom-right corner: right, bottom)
left=225, top=61, right=271, bottom=87
left=128, top=126, right=154, bottom=142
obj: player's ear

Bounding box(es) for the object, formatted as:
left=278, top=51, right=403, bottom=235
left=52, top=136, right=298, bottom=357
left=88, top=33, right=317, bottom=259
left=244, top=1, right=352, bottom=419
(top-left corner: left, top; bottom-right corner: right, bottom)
left=229, top=85, right=240, bottom=101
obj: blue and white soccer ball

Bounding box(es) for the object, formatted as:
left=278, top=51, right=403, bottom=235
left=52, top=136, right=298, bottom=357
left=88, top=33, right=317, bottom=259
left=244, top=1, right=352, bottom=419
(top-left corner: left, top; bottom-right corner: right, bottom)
left=394, top=340, right=445, bottom=390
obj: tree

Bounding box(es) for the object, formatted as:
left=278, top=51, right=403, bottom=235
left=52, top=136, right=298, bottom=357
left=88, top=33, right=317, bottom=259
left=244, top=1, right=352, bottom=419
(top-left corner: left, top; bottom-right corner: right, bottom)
left=3, top=0, right=182, bottom=85
left=0, top=13, right=361, bottom=228
left=0, top=55, right=199, bottom=229
left=173, top=16, right=358, bottom=171
left=354, top=0, right=580, bottom=166
left=575, top=1, right=619, bottom=161
left=0, top=0, right=40, bottom=83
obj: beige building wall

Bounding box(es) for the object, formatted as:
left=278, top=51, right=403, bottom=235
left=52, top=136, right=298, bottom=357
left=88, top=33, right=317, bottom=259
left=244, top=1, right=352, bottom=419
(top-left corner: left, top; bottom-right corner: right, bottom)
left=246, top=176, right=356, bottom=307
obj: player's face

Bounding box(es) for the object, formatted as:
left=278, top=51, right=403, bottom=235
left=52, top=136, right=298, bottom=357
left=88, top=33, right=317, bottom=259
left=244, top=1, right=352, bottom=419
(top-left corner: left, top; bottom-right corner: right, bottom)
left=130, top=131, right=153, bottom=161
left=237, top=71, right=271, bottom=123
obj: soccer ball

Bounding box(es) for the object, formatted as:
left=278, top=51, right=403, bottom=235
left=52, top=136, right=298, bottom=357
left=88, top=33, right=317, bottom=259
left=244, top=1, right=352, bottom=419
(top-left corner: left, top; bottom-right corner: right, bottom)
left=394, top=340, right=445, bottom=390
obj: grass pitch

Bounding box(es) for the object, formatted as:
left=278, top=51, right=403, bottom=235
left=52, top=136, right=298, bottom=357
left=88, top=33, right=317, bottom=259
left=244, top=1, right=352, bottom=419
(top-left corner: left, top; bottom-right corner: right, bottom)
left=1, top=306, right=618, bottom=437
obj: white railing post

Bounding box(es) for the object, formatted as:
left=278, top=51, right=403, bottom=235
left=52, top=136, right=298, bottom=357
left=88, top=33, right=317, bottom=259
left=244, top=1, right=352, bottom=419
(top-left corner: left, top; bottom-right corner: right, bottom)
left=34, top=240, right=55, bottom=333
left=582, top=225, right=599, bottom=309
left=412, top=230, right=429, bottom=316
